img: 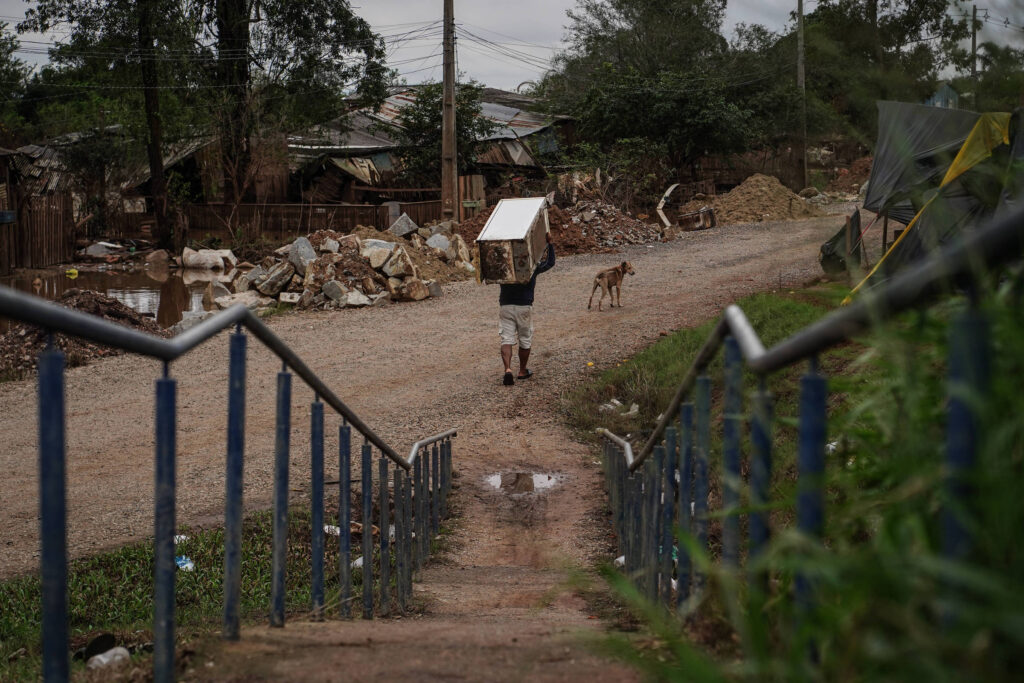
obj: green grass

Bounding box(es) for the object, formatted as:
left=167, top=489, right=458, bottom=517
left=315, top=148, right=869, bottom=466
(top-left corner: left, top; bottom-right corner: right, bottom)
left=568, top=280, right=1024, bottom=681
left=0, top=505, right=383, bottom=679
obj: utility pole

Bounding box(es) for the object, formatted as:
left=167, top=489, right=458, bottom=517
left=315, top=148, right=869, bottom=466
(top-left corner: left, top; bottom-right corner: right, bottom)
left=797, top=0, right=808, bottom=189
left=971, top=4, right=979, bottom=110
left=441, top=0, right=458, bottom=220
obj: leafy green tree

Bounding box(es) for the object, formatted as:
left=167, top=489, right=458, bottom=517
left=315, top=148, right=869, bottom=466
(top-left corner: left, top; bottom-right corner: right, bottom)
left=388, top=81, right=498, bottom=187
left=953, top=42, right=1024, bottom=112
left=0, top=23, right=30, bottom=147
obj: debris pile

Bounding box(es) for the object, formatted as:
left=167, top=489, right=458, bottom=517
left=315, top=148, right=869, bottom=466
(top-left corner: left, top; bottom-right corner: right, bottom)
left=0, top=289, right=170, bottom=378
left=827, top=156, right=873, bottom=194
left=680, top=173, right=825, bottom=224
left=458, top=200, right=661, bottom=256
left=213, top=213, right=476, bottom=315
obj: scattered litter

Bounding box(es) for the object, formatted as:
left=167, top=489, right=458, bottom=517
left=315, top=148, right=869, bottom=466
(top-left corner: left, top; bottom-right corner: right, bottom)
left=351, top=556, right=363, bottom=569
left=173, top=535, right=189, bottom=544
left=323, top=524, right=341, bottom=537
left=86, top=646, right=130, bottom=670
left=613, top=555, right=625, bottom=568
left=825, top=440, right=840, bottom=455
left=485, top=472, right=561, bottom=493
left=175, top=556, right=195, bottom=572
left=599, top=398, right=639, bottom=417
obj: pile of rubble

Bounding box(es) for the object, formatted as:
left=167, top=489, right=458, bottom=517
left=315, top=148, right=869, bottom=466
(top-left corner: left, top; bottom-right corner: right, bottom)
left=680, top=173, right=825, bottom=224
left=0, top=289, right=170, bottom=378
left=458, top=200, right=662, bottom=256
left=200, top=214, right=476, bottom=320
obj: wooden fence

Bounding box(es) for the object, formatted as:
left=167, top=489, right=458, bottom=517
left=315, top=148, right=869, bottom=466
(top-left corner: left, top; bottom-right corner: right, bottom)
left=0, top=194, right=76, bottom=275
left=187, top=200, right=444, bottom=242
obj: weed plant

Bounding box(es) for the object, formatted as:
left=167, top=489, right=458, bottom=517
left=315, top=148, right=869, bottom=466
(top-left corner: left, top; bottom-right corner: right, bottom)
left=570, top=281, right=1024, bottom=681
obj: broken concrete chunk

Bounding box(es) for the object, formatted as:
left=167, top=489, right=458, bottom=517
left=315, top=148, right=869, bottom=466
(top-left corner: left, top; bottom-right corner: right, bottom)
left=426, top=233, right=450, bottom=252
left=409, top=233, right=425, bottom=249
left=363, top=246, right=392, bottom=270
left=215, top=291, right=274, bottom=310
left=274, top=244, right=292, bottom=256
left=429, top=220, right=455, bottom=237
left=370, top=292, right=391, bottom=306
left=382, top=246, right=414, bottom=278
left=202, top=280, right=231, bottom=307
left=298, top=289, right=315, bottom=308
left=322, top=280, right=349, bottom=303
left=255, top=261, right=295, bottom=296
left=450, top=234, right=472, bottom=263
left=288, top=236, right=316, bottom=276
left=388, top=212, right=419, bottom=238
left=182, top=247, right=225, bottom=270
left=425, top=280, right=443, bottom=298
left=320, top=238, right=340, bottom=253
left=399, top=278, right=430, bottom=301
left=146, top=249, right=169, bottom=264
left=338, top=234, right=362, bottom=250
left=344, top=290, right=371, bottom=307
left=279, top=291, right=301, bottom=304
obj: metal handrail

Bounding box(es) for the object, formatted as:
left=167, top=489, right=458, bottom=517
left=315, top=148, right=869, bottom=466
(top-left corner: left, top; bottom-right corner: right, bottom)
left=0, top=286, right=412, bottom=466
left=406, top=428, right=458, bottom=467
left=617, top=203, right=1024, bottom=470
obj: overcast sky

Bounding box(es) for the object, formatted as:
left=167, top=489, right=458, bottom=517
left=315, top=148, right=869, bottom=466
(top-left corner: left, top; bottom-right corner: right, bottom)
left=1, top=0, right=1021, bottom=90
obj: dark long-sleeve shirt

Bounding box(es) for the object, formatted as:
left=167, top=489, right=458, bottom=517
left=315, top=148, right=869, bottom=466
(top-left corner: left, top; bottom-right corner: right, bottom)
left=498, top=243, right=555, bottom=306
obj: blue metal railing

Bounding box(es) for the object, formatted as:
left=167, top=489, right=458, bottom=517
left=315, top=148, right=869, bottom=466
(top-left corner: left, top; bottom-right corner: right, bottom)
left=0, top=288, right=458, bottom=682
left=597, top=205, right=1024, bottom=614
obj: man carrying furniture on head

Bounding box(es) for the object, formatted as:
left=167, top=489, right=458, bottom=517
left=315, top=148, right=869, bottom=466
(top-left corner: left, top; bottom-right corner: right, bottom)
left=499, top=234, right=555, bottom=385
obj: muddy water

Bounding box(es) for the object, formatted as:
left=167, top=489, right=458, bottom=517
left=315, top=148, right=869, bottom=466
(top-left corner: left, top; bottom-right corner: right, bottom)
left=0, top=267, right=226, bottom=332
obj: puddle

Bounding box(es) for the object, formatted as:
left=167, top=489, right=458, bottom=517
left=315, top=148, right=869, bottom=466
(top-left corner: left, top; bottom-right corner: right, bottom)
left=0, top=267, right=218, bottom=332
left=485, top=472, right=562, bottom=494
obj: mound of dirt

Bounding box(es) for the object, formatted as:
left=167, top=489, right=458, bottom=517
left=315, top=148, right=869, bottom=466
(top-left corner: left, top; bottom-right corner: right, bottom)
left=827, top=156, right=873, bottom=193
left=350, top=225, right=468, bottom=284
left=0, top=289, right=170, bottom=379
left=681, top=173, right=825, bottom=224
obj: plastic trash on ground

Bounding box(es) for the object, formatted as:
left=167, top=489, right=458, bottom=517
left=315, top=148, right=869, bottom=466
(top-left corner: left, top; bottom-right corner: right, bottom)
left=173, top=534, right=189, bottom=544
left=323, top=524, right=341, bottom=536
left=175, top=556, right=195, bottom=572
left=86, top=646, right=131, bottom=670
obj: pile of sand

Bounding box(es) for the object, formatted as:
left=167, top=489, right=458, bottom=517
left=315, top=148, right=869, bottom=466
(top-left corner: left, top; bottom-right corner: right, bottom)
left=682, top=173, right=825, bottom=224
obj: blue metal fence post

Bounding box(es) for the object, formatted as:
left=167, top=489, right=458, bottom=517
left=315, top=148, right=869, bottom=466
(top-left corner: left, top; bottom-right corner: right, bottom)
left=660, top=432, right=676, bottom=607
left=38, top=344, right=68, bottom=683
left=677, top=402, right=694, bottom=609
left=223, top=330, right=246, bottom=639
left=440, top=439, right=450, bottom=519
left=652, top=444, right=666, bottom=603
left=403, top=468, right=414, bottom=598
left=750, top=381, right=773, bottom=563
left=722, top=336, right=742, bottom=568
left=422, top=446, right=431, bottom=559
left=431, top=443, right=440, bottom=535
left=694, top=376, right=711, bottom=589
left=413, top=455, right=423, bottom=571
left=270, top=367, right=292, bottom=628
left=310, top=397, right=325, bottom=620
left=944, top=305, right=989, bottom=562
left=379, top=456, right=391, bottom=615
left=154, top=366, right=177, bottom=683
left=338, top=424, right=352, bottom=618
left=795, top=357, right=826, bottom=614
left=361, top=442, right=373, bottom=619
left=394, top=468, right=406, bottom=612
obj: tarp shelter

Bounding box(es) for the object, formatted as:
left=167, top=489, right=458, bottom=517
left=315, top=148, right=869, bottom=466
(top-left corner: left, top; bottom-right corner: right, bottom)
left=850, top=101, right=1024, bottom=297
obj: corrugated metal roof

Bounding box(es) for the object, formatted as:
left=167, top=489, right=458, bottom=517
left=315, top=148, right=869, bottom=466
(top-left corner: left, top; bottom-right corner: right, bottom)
left=365, top=89, right=554, bottom=141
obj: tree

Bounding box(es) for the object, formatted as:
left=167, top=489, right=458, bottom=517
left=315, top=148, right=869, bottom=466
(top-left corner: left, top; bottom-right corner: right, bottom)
left=953, top=42, right=1024, bottom=112
left=208, top=0, right=389, bottom=202
left=388, top=81, right=498, bottom=186
left=0, top=23, right=30, bottom=147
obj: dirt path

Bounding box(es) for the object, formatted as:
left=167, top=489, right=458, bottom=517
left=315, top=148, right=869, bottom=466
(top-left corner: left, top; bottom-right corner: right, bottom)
left=1, top=214, right=845, bottom=679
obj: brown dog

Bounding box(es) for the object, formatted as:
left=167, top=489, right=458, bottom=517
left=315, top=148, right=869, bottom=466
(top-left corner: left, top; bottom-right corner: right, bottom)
left=588, top=261, right=635, bottom=311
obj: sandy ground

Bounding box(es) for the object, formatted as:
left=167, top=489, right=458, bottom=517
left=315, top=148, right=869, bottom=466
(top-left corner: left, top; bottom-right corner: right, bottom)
left=1, top=212, right=849, bottom=680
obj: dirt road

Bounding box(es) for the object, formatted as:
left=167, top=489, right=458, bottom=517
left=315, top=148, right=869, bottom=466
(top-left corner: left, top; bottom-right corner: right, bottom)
left=2, top=213, right=843, bottom=679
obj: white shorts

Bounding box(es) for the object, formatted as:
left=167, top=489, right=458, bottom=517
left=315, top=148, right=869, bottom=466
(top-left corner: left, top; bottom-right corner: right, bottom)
left=499, top=305, right=534, bottom=349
